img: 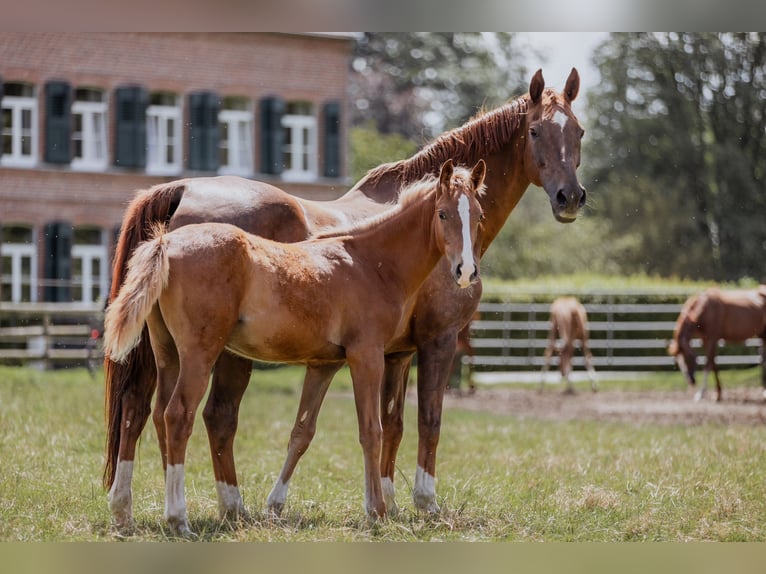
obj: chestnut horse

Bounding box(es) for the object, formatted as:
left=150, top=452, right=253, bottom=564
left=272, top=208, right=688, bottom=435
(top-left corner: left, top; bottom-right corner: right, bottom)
left=539, top=296, right=597, bottom=393
left=104, top=68, right=587, bottom=529
left=667, top=286, right=766, bottom=402
left=104, top=161, right=486, bottom=534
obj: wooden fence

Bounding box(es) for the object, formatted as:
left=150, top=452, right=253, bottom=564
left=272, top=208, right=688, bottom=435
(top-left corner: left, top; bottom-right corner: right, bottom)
left=468, top=288, right=764, bottom=377
left=0, top=302, right=103, bottom=369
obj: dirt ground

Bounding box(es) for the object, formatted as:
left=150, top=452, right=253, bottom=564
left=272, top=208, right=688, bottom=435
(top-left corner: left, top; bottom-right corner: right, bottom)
left=442, top=385, right=766, bottom=426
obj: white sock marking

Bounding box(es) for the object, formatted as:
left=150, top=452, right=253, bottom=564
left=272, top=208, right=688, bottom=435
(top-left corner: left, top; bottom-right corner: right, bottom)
left=108, top=459, right=134, bottom=519
left=164, top=464, right=187, bottom=523
left=215, top=481, right=244, bottom=517
left=381, top=476, right=396, bottom=508
left=266, top=478, right=290, bottom=511
left=457, top=195, right=475, bottom=288
left=413, top=465, right=438, bottom=511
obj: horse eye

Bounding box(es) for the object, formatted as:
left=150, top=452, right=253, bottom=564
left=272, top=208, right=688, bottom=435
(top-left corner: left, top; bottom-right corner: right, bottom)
left=438, top=210, right=447, bottom=220
left=480, top=213, right=486, bottom=222
left=530, top=127, right=539, bottom=138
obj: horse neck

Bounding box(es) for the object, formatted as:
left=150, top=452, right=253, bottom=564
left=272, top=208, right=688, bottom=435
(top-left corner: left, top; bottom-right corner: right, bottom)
left=478, top=143, right=531, bottom=253
left=347, top=195, right=441, bottom=296
left=344, top=96, right=532, bottom=253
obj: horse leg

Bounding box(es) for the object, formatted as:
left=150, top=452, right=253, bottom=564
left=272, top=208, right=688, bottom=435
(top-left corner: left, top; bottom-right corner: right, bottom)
left=695, top=339, right=716, bottom=401
left=202, top=351, right=253, bottom=520
left=346, top=347, right=386, bottom=521
left=413, top=331, right=458, bottom=514
left=379, top=351, right=414, bottom=515
left=266, top=362, right=343, bottom=517
left=540, top=326, right=557, bottom=391
left=106, top=332, right=157, bottom=533
left=582, top=335, right=598, bottom=391
left=561, top=342, right=575, bottom=394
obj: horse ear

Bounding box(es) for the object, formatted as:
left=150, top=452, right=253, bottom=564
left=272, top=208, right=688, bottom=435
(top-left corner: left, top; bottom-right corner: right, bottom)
left=529, top=69, right=545, bottom=104
left=471, top=159, right=486, bottom=191
left=439, top=159, right=454, bottom=195
left=564, top=67, right=580, bottom=102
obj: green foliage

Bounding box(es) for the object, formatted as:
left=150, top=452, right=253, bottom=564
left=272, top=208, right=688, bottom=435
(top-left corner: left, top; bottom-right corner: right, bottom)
left=350, top=33, right=528, bottom=140
left=2, top=365, right=766, bottom=541
left=584, top=32, right=766, bottom=281
left=481, top=187, right=642, bottom=280
left=348, top=123, right=418, bottom=182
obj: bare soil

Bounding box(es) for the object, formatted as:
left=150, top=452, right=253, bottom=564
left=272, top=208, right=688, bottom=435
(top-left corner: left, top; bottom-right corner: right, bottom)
left=442, top=385, right=766, bottom=426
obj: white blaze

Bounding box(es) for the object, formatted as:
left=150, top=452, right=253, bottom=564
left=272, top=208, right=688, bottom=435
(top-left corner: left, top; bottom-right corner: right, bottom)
left=457, top=194, right=475, bottom=288
left=552, top=110, right=569, bottom=159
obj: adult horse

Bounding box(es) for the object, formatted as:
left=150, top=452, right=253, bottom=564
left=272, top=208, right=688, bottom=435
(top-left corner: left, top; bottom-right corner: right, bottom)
left=104, top=68, right=587, bottom=530
left=104, top=160, right=486, bottom=534
left=539, top=296, right=597, bottom=393
left=667, top=286, right=766, bottom=401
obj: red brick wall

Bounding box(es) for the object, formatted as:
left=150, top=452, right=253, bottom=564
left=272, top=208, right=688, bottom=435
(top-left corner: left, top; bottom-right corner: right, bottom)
left=0, top=32, right=352, bottom=223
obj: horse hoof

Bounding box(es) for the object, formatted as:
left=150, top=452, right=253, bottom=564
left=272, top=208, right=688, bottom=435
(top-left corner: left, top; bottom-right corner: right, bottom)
left=110, top=516, right=135, bottom=537
left=266, top=502, right=284, bottom=520
left=167, top=517, right=195, bottom=538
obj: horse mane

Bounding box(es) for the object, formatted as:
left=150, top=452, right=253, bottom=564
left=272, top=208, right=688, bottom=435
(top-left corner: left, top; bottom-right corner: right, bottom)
left=315, top=166, right=482, bottom=240
left=353, top=94, right=529, bottom=190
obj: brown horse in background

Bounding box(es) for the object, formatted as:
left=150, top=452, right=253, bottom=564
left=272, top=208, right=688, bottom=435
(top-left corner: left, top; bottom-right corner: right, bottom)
left=667, top=286, right=766, bottom=401
left=104, top=161, right=486, bottom=534
left=104, top=68, right=587, bottom=529
left=540, top=296, right=597, bottom=393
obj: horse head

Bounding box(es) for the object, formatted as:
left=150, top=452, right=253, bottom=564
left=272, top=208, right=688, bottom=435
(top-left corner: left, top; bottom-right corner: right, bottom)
left=435, top=159, right=486, bottom=288
left=523, top=68, right=586, bottom=223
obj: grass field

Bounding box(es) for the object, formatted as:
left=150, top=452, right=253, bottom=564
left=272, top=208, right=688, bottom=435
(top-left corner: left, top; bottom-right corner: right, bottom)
left=1, top=364, right=765, bottom=542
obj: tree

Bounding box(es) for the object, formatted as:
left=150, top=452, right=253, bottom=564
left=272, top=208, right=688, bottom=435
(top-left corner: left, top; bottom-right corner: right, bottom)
left=584, top=33, right=766, bottom=281
left=349, top=33, right=528, bottom=142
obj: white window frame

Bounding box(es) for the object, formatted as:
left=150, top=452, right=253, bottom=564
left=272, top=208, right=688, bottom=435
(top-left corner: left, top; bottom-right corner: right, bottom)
left=1, top=94, right=38, bottom=168
left=71, top=243, right=108, bottom=304
left=1, top=242, right=38, bottom=303
left=281, top=113, right=317, bottom=182
left=71, top=99, right=108, bottom=171
left=146, top=101, right=182, bottom=175
left=218, top=108, right=253, bottom=176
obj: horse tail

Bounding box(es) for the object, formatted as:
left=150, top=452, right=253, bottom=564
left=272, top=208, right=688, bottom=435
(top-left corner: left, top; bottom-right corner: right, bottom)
left=103, top=183, right=184, bottom=490
left=103, top=226, right=169, bottom=363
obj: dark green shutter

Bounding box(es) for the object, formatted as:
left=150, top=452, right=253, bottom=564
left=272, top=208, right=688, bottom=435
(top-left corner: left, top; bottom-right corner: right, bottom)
left=323, top=101, right=341, bottom=178
left=114, top=86, right=148, bottom=168
left=260, top=96, right=284, bottom=175
left=188, top=91, right=220, bottom=171
left=43, top=221, right=73, bottom=302
left=44, top=80, right=72, bottom=164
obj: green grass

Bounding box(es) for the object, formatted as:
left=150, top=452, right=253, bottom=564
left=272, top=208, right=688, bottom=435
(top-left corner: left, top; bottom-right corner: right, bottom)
left=1, top=364, right=765, bottom=541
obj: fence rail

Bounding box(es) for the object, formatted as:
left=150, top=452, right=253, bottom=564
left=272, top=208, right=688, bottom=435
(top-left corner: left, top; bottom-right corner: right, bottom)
left=469, top=292, right=764, bottom=373
left=0, top=302, right=103, bottom=368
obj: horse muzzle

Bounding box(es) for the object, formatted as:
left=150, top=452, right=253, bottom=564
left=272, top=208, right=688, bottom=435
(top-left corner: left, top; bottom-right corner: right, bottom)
left=551, top=183, right=586, bottom=222
left=454, top=261, right=478, bottom=289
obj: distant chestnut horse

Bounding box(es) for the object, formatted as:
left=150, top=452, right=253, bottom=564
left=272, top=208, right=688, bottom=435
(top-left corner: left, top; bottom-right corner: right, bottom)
left=667, top=286, right=766, bottom=401
left=540, top=296, right=597, bottom=393
left=104, top=68, right=587, bottom=529
left=104, top=160, right=486, bottom=534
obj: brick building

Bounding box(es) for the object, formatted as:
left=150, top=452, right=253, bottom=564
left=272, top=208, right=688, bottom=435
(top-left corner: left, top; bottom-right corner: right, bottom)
left=0, top=32, right=353, bottom=304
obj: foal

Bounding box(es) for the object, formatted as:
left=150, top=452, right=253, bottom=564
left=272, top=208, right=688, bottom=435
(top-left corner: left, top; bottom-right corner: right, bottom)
left=103, top=159, right=486, bottom=534
left=539, top=296, right=597, bottom=393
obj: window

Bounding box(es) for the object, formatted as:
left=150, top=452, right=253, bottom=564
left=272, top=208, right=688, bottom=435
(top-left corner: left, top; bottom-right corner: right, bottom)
left=71, top=88, right=107, bottom=171
left=146, top=92, right=181, bottom=175
left=281, top=101, right=317, bottom=182
left=1, top=82, right=37, bottom=167
left=71, top=227, right=108, bottom=304
left=1, top=225, right=37, bottom=303
left=219, top=96, right=253, bottom=176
